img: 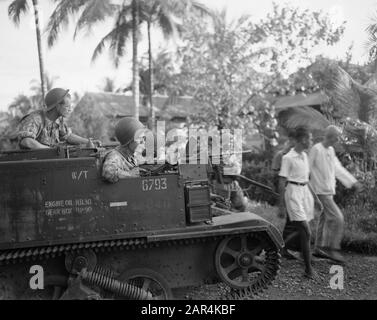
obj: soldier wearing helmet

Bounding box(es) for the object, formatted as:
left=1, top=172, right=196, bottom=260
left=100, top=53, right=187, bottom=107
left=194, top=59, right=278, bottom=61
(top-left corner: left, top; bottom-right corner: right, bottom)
left=102, top=117, right=145, bottom=183
left=17, top=88, right=98, bottom=149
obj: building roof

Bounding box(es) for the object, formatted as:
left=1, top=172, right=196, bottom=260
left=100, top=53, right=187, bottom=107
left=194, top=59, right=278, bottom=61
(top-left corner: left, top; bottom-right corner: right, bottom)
left=74, top=92, right=200, bottom=119
left=156, top=95, right=202, bottom=119
left=274, top=91, right=328, bottom=110
left=75, top=92, right=151, bottom=118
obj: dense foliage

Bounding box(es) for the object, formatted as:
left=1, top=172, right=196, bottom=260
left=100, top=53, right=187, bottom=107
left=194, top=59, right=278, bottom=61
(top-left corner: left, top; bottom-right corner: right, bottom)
left=164, top=5, right=344, bottom=134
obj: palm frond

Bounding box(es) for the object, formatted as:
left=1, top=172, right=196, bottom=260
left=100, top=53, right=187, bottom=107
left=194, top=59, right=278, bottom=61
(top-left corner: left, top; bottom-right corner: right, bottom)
left=187, top=0, right=214, bottom=18
left=74, top=0, right=118, bottom=39
left=46, top=0, right=87, bottom=48
left=277, top=106, right=331, bottom=131
left=326, top=66, right=360, bottom=119
left=8, top=0, right=29, bottom=26
left=91, top=28, right=117, bottom=63
left=364, top=32, right=377, bottom=60
left=366, top=17, right=377, bottom=37
left=365, top=11, right=377, bottom=59
left=111, top=22, right=132, bottom=68
left=91, top=12, right=133, bottom=68
left=328, top=66, right=377, bottom=122
left=352, top=83, right=377, bottom=122
left=156, top=8, right=177, bottom=40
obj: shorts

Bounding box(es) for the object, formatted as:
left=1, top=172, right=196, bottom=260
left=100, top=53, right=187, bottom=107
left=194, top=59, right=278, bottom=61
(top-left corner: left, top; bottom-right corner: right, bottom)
left=284, top=183, right=314, bottom=222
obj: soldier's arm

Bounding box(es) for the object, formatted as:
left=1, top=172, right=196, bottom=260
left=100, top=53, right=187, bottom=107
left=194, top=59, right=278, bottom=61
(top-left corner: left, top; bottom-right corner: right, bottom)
left=18, top=113, right=49, bottom=149
left=65, top=133, right=91, bottom=145
left=102, top=163, right=138, bottom=183
left=102, top=152, right=138, bottom=183
left=20, top=138, right=50, bottom=149
left=102, top=158, right=120, bottom=183
left=59, top=122, right=95, bottom=146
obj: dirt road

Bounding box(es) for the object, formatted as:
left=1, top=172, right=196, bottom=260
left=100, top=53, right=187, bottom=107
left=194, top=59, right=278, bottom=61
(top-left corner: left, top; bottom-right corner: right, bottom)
left=176, top=252, right=377, bottom=300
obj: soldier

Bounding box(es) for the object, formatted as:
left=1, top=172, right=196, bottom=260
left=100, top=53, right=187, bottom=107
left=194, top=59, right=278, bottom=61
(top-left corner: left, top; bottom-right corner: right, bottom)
left=102, top=117, right=145, bottom=183
left=17, top=88, right=98, bottom=149
left=209, top=139, right=248, bottom=212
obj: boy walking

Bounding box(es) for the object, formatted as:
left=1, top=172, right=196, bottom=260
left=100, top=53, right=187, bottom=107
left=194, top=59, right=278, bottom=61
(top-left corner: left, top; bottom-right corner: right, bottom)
left=279, top=127, right=322, bottom=278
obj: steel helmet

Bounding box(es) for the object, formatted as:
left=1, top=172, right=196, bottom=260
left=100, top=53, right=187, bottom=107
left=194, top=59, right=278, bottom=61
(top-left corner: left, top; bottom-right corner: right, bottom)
left=115, top=117, right=145, bottom=146
left=45, top=88, right=70, bottom=111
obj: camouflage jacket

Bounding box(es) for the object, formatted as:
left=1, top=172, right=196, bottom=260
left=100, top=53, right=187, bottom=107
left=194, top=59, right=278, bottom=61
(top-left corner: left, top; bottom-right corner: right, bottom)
left=17, top=110, right=72, bottom=148
left=102, top=149, right=140, bottom=183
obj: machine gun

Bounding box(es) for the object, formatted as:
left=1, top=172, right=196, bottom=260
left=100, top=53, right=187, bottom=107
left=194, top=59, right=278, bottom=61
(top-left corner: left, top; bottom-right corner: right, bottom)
left=208, top=150, right=280, bottom=198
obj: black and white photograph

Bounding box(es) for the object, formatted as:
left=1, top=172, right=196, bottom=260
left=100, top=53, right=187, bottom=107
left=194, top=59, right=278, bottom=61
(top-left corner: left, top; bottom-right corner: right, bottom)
left=0, top=0, right=376, bottom=305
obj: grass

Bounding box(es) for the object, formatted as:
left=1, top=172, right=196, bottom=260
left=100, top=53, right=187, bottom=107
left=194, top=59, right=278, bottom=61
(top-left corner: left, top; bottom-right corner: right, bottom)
left=246, top=200, right=377, bottom=255
left=342, top=205, right=377, bottom=254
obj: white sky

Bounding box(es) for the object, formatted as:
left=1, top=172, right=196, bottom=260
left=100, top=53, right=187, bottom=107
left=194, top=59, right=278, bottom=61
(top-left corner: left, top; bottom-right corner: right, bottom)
left=0, top=0, right=376, bottom=111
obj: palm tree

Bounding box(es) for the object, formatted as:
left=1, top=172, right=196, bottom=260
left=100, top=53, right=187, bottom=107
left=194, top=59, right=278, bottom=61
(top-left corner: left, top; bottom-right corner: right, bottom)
left=8, top=0, right=46, bottom=99
left=139, top=0, right=213, bottom=130
left=47, top=1, right=210, bottom=124
left=46, top=0, right=142, bottom=118
left=46, top=0, right=116, bottom=47
left=121, top=50, right=176, bottom=95
left=46, top=0, right=211, bottom=122
left=131, top=0, right=140, bottom=120
left=138, top=1, right=179, bottom=130
left=90, top=0, right=180, bottom=125
left=366, top=15, right=377, bottom=72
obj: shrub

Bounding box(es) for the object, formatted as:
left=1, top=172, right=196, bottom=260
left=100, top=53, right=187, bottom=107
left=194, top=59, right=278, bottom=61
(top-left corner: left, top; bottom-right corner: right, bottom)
left=241, top=152, right=278, bottom=205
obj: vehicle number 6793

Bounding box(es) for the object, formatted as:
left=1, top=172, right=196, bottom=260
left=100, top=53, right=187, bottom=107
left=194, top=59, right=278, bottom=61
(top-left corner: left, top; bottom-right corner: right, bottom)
left=141, top=178, right=167, bottom=191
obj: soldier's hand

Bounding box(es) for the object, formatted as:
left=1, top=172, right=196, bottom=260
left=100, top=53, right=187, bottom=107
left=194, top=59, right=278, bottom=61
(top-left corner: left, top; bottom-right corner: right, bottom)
left=93, top=140, right=102, bottom=147
left=86, top=138, right=95, bottom=148
left=86, top=139, right=102, bottom=148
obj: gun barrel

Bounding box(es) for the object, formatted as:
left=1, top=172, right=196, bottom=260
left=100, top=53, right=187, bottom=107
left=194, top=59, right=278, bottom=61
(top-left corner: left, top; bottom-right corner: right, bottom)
left=232, top=174, right=280, bottom=197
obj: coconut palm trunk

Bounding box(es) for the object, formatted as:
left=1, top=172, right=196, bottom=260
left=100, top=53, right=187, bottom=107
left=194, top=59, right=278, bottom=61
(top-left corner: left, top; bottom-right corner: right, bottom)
left=147, top=20, right=155, bottom=131
left=32, top=0, right=46, bottom=100
left=132, top=0, right=140, bottom=119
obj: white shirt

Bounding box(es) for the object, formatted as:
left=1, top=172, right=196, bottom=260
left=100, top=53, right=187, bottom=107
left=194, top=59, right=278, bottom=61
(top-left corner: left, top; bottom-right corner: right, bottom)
left=309, top=142, right=356, bottom=195
left=279, top=149, right=310, bottom=183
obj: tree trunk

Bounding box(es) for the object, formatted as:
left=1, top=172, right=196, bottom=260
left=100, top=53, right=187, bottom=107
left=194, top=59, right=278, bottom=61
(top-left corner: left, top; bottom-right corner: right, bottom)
left=132, top=0, right=140, bottom=119
left=147, top=20, right=155, bottom=132
left=32, top=0, right=46, bottom=101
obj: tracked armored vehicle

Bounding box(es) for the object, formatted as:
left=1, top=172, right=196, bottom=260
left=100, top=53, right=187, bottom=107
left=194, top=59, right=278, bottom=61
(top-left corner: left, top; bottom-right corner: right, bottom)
left=0, top=146, right=283, bottom=300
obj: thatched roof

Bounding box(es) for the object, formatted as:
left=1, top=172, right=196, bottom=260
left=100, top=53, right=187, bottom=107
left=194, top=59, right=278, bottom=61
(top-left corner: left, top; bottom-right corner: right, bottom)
left=156, top=95, right=202, bottom=120
left=274, top=91, right=328, bottom=110
left=73, top=92, right=201, bottom=120
left=75, top=92, right=151, bottom=118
